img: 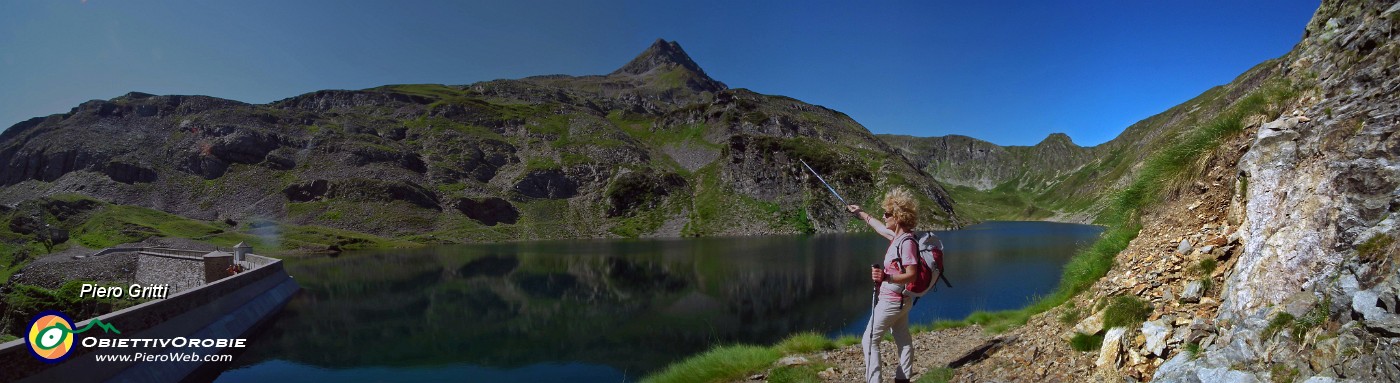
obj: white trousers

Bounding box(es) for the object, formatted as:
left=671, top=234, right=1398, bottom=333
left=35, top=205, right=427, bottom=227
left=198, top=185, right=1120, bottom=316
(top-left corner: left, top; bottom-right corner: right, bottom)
left=862, top=298, right=914, bottom=383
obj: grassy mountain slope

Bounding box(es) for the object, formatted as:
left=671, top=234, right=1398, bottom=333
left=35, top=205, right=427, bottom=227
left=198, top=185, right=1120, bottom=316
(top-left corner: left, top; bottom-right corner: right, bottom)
left=881, top=59, right=1285, bottom=223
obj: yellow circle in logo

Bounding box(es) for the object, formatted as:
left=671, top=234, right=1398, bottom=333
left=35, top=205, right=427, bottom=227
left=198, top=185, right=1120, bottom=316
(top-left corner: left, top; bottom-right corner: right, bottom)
left=27, top=312, right=76, bottom=363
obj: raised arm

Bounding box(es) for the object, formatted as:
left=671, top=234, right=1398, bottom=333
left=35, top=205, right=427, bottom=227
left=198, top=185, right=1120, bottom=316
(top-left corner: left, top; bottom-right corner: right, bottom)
left=847, top=205, right=894, bottom=240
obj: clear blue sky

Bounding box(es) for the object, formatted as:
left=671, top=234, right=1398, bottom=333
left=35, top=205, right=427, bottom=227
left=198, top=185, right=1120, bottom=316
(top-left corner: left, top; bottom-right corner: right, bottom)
left=1, top=1, right=1319, bottom=146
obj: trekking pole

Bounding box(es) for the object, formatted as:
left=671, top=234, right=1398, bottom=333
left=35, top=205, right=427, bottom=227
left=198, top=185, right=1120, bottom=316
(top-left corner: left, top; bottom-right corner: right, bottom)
left=800, top=159, right=848, bottom=206
left=865, top=263, right=881, bottom=382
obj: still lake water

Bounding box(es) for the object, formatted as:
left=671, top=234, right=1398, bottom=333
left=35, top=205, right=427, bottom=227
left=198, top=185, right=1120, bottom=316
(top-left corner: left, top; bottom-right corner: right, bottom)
left=215, top=221, right=1102, bottom=382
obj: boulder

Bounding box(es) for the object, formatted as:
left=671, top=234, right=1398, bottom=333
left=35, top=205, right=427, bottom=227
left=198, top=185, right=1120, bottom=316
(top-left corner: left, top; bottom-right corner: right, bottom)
left=1142, top=319, right=1171, bottom=356
left=1152, top=351, right=1203, bottom=383
left=1196, top=367, right=1262, bottom=383
left=455, top=197, right=519, bottom=226
left=605, top=170, right=686, bottom=217
left=102, top=161, right=157, bottom=184
left=1097, top=327, right=1126, bottom=368
left=1073, top=310, right=1105, bottom=335
left=1281, top=291, right=1319, bottom=318
left=283, top=180, right=330, bottom=202
left=1182, top=280, right=1205, bottom=303
left=777, top=356, right=809, bottom=366
left=1177, top=239, right=1193, bottom=255
left=514, top=169, right=578, bottom=199
left=209, top=129, right=280, bottom=164
left=1352, top=289, right=1400, bottom=336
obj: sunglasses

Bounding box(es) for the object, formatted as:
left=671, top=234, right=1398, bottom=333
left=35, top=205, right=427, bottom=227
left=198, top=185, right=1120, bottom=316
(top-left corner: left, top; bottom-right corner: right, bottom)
left=882, top=211, right=892, bottom=218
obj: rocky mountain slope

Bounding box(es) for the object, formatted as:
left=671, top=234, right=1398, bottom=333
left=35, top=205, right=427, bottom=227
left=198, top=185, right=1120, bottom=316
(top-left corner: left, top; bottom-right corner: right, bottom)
left=880, top=133, right=1094, bottom=192
left=940, top=1, right=1400, bottom=382
left=0, top=39, right=960, bottom=263
left=883, top=57, right=1317, bottom=224
left=880, top=132, right=1098, bottom=221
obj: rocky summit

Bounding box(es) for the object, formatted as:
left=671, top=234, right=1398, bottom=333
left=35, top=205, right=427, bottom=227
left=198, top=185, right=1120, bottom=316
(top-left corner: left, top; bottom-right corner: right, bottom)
left=0, top=39, right=960, bottom=257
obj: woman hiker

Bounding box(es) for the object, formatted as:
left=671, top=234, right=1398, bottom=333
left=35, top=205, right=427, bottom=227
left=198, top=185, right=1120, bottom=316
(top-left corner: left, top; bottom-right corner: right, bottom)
left=846, top=187, right=920, bottom=383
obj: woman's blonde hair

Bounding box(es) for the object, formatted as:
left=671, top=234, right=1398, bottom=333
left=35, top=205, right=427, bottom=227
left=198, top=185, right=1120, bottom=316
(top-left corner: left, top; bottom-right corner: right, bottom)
left=881, top=187, right=919, bottom=230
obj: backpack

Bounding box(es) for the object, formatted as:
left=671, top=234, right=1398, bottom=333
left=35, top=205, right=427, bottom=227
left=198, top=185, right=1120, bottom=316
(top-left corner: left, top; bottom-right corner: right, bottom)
left=896, top=232, right=952, bottom=298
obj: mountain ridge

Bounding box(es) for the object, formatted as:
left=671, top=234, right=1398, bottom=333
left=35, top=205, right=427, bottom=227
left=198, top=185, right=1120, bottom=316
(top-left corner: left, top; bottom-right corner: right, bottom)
left=0, top=38, right=962, bottom=266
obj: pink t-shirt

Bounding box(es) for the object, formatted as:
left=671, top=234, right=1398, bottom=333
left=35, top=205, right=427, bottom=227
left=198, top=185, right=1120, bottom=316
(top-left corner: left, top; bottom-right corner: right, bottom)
left=879, top=233, right=919, bottom=302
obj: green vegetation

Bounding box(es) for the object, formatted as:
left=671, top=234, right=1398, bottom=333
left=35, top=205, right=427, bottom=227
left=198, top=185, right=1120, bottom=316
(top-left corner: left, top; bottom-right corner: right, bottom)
left=1263, top=304, right=1329, bottom=342
left=1357, top=234, right=1394, bottom=262
left=1058, top=305, right=1083, bottom=325
left=525, top=157, right=561, bottom=172
left=775, top=332, right=836, bottom=354
left=1197, top=258, right=1218, bottom=275
left=641, top=332, right=841, bottom=383
left=1263, top=313, right=1292, bottom=340
left=1, top=280, right=148, bottom=338
left=0, top=334, right=16, bottom=343
left=1103, top=295, right=1152, bottom=328
left=946, top=184, right=1056, bottom=221
left=916, top=367, right=955, bottom=383
left=1070, top=332, right=1105, bottom=352
left=1, top=195, right=414, bottom=257
left=1193, top=258, right=1219, bottom=294
left=73, top=204, right=225, bottom=249
left=767, top=363, right=829, bottom=383
left=639, top=344, right=781, bottom=383
left=1185, top=342, right=1202, bottom=358
left=1270, top=364, right=1299, bottom=383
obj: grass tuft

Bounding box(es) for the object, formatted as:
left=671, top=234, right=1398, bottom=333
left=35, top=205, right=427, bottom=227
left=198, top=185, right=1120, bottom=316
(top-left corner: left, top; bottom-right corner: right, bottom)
left=775, top=332, right=836, bottom=354
left=1262, top=312, right=1296, bottom=340
left=1103, top=295, right=1152, bottom=328
left=916, top=367, right=956, bottom=383
left=1357, top=234, right=1394, bottom=262
left=767, top=363, right=829, bottom=383
left=642, top=331, right=839, bottom=383
left=1196, top=258, right=1218, bottom=276
left=1069, top=332, right=1105, bottom=352
left=640, top=344, right=781, bottom=383
left=1058, top=305, right=1083, bottom=325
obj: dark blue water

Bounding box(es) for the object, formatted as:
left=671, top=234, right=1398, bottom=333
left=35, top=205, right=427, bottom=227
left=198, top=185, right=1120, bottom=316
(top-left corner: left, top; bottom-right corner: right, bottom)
left=214, top=221, right=1101, bottom=382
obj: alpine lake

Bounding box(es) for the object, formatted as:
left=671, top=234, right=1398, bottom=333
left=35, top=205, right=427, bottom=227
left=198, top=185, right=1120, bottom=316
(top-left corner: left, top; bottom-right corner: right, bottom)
left=214, top=221, right=1103, bottom=382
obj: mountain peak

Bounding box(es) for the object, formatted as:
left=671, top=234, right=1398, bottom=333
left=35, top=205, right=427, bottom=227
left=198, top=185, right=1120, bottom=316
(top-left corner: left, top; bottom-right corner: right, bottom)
left=610, top=39, right=726, bottom=92
left=1036, top=132, right=1078, bottom=147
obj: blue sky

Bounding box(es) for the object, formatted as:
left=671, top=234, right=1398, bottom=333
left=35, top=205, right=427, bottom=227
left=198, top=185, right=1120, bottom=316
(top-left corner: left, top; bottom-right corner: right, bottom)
left=1, top=1, right=1319, bottom=146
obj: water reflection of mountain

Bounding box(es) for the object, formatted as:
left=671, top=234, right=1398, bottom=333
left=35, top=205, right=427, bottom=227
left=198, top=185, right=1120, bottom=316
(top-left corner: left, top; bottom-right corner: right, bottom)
left=229, top=223, right=1103, bottom=376
left=234, top=235, right=880, bottom=374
